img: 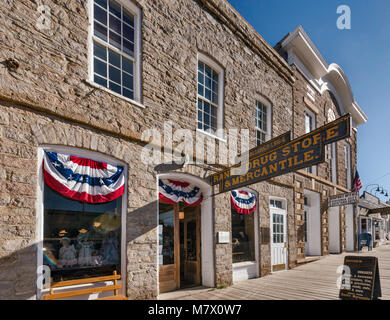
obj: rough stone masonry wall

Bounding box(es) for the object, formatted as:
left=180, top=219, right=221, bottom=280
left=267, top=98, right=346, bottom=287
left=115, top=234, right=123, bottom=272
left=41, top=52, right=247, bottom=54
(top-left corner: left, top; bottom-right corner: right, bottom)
left=291, top=65, right=358, bottom=259
left=0, top=0, right=294, bottom=299
left=0, top=100, right=159, bottom=299
left=213, top=177, right=295, bottom=286
left=0, top=0, right=293, bottom=158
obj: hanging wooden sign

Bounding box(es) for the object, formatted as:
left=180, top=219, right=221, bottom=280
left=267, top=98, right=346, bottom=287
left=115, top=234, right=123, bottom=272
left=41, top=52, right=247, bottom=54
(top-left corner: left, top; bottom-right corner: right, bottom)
left=210, top=131, right=292, bottom=187
left=208, top=114, right=351, bottom=193
left=368, top=206, right=390, bottom=215
left=328, top=191, right=359, bottom=207
left=245, top=131, right=291, bottom=160
left=339, top=256, right=381, bottom=300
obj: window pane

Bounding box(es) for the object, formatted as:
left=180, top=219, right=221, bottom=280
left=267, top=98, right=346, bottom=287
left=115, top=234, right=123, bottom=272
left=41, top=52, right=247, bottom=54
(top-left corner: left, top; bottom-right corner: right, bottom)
left=109, top=81, right=121, bottom=94
left=198, top=84, right=204, bottom=96
left=94, top=58, right=107, bottom=77
left=232, top=205, right=255, bottom=263
left=94, top=74, right=107, bottom=87
left=94, top=42, right=107, bottom=61
left=159, top=202, right=175, bottom=266
left=109, top=31, right=121, bottom=50
left=94, top=22, right=107, bottom=41
left=198, top=72, right=204, bottom=85
left=123, top=24, right=134, bottom=42
left=123, top=13, right=134, bottom=27
left=123, top=39, right=134, bottom=57
left=205, top=88, right=211, bottom=101
left=109, top=15, right=121, bottom=35
left=108, top=49, right=120, bottom=68
left=43, top=184, right=121, bottom=282
left=123, top=88, right=133, bottom=100
left=198, top=61, right=204, bottom=73
left=94, top=5, right=107, bottom=25
left=122, top=72, right=133, bottom=90
left=95, top=0, right=107, bottom=9
left=109, top=0, right=121, bottom=18
left=122, top=58, right=133, bottom=75
left=109, top=65, right=121, bottom=84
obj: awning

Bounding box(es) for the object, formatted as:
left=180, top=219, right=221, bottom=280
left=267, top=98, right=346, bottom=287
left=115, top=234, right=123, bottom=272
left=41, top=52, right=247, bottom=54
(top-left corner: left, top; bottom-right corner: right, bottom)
left=158, top=179, right=203, bottom=207
left=230, top=190, right=257, bottom=214
left=43, top=151, right=125, bottom=204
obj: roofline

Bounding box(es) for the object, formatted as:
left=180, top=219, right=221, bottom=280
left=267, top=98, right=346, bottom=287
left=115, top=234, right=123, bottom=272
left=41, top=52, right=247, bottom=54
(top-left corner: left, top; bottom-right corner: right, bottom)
left=199, top=0, right=295, bottom=86
left=278, top=25, right=368, bottom=127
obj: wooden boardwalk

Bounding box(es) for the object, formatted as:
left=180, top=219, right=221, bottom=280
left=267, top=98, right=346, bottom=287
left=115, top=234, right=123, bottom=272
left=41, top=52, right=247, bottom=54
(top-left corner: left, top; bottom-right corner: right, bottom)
left=159, top=243, right=390, bottom=300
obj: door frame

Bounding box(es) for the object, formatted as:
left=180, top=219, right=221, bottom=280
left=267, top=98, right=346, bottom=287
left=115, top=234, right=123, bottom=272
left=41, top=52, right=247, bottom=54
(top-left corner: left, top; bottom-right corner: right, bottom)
left=157, top=173, right=214, bottom=295
left=269, top=197, right=288, bottom=272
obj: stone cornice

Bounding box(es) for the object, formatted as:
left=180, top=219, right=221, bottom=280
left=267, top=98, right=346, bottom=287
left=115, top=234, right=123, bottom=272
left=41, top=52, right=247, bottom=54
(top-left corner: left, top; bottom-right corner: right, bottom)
left=199, top=0, right=295, bottom=86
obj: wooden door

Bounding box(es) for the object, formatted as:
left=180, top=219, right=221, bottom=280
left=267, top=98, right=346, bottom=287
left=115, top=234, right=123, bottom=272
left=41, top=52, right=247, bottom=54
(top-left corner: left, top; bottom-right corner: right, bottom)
left=182, top=206, right=201, bottom=286
left=158, top=203, right=180, bottom=293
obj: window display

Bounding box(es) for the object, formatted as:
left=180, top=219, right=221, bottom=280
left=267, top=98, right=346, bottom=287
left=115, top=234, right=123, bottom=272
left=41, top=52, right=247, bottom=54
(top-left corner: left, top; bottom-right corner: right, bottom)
left=43, top=184, right=122, bottom=282
left=231, top=206, right=255, bottom=263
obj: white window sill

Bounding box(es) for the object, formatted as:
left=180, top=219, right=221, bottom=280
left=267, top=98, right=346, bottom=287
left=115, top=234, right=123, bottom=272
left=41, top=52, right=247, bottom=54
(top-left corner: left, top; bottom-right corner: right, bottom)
left=85, top=79, right=145, bottom=109
left=196, top=128, right=227, bottom=143
left=233, top=261, right=257, bottom=268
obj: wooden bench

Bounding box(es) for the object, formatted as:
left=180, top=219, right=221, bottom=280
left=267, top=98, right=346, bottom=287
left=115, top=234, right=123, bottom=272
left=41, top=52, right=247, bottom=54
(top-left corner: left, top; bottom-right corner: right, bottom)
left=44, top=271, right=127, bottom=300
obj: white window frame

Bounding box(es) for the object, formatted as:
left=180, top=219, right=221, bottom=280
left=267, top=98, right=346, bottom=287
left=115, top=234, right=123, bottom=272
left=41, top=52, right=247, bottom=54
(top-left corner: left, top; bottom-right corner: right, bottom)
left=255, top=98, right=272, bottom=146
left=196, top=52, right=225, bottom=141
left=330, top=142, right=337, bottom=184
left=87, top=0, right=142, bottom=106
left=344, top=143, right=352, bottom=189
left=304, top=108, right=317, bottom=175
left=36, top=145, right=128, bottom=300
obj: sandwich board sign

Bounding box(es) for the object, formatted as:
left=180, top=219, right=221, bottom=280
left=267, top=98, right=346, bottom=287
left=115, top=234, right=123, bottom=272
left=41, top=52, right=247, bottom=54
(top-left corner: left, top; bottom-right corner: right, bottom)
left=208, top=114, right=351, bottom=193
left=328, top=191, right=359, bottom=207
left=339, top=256, right=381, bottom=300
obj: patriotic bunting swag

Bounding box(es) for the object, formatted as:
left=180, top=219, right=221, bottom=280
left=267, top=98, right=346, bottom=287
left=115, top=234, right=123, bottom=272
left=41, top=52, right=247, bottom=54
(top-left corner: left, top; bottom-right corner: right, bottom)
left=43, top=151, right=125, bottom=204
left=230, top=190, right=257, bottom=214
left=159, top=179, right=203, bottom=207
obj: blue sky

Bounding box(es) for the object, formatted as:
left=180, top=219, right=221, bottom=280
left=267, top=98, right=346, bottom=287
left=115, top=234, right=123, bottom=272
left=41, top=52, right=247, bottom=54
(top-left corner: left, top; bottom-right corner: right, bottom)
left=227, top=0, right=390, bottom=201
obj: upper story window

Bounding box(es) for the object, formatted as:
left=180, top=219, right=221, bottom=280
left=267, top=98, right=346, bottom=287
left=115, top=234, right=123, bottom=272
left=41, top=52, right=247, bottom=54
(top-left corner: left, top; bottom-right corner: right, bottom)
left=89, top=0, right=141, bottom=102
left=344, top=143, right=351, bottom=189
left=305, top=109, right=316, bottom=133
left=255, top=100, right=271, bottom=146
left=197, top=53, right=224, bottom=138
left=305, top=108, right=317, bottom=174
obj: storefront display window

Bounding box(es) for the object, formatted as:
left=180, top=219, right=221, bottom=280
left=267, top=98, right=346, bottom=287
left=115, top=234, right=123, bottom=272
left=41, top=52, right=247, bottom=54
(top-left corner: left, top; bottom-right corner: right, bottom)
left=43, top=185, right=122, bottom=282
left=159, top=202, right=175, bottom=266
left=231, top=207, right=255, bottom=263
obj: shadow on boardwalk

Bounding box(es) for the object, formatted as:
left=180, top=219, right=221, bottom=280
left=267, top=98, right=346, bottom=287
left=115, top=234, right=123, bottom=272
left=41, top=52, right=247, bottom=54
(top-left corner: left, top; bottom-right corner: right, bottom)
left=159, top=243, right=390, bottom=300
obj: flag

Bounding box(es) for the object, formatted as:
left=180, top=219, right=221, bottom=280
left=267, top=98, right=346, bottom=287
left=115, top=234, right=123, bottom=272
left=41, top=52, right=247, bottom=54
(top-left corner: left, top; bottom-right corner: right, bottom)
left=352, top=170, right=362, bottom=192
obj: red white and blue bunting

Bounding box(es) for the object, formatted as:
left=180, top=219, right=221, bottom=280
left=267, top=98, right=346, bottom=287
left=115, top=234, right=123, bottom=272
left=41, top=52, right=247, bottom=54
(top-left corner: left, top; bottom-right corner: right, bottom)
left=159, top=179, right=203, bottom=207
left=43, top=151, right=125, bottom=204
left=231, top=190, right=257, bottom=214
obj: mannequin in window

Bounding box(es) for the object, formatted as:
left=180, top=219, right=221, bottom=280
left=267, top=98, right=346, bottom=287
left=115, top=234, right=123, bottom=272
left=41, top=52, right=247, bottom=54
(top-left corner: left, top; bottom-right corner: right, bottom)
left=101, top=231, right=120, bottom=265
left=77, top=232, right=94, bottom=266
left=57, top=237, right=77, bottom=268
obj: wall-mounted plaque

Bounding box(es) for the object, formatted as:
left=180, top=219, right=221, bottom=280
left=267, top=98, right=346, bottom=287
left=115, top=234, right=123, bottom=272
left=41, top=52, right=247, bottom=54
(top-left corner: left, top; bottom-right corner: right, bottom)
left=260, top=227, right=270, bottom=244
left=217, top=231, right=230, bottom=244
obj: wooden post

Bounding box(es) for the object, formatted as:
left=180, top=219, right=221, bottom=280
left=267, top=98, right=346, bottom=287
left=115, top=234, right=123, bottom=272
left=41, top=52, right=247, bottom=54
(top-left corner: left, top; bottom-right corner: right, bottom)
left=113, top=270, right=118, bottom=296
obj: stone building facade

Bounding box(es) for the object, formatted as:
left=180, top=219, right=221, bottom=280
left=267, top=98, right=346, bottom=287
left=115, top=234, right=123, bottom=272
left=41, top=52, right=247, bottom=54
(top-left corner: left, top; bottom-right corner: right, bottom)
left=276, top=26, right=367, bottom=261
left=0, top=2, right=365, bottom=300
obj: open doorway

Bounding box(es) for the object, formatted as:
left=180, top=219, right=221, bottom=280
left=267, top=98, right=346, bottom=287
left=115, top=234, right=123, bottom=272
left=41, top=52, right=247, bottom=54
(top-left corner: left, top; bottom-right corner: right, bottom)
left=158, top=201, right=201, bottom=293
